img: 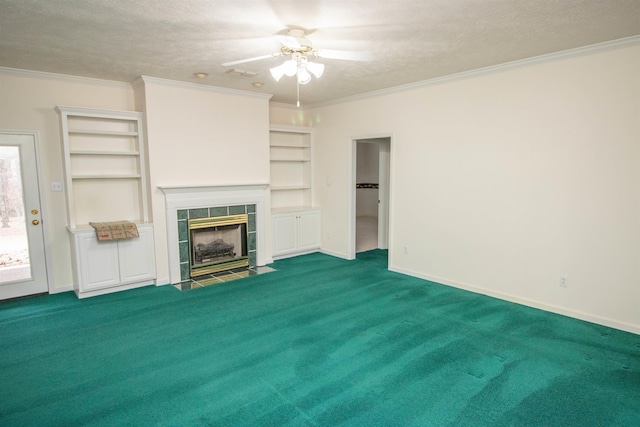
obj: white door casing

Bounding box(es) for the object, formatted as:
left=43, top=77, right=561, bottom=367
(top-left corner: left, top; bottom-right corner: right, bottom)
left=350, top=136, right=391, bottom=259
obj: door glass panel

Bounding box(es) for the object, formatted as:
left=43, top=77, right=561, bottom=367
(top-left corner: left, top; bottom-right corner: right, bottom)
left=0, top=146, right=31, bottom=284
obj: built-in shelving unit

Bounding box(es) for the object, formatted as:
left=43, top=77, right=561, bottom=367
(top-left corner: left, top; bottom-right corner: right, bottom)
left=56, top=106, right=156, bottom=298
left=56, top=106, right=150, bottom=228
left=269, top=125, right=313, bottom=211
left=269, top=125, right=320, bottom=258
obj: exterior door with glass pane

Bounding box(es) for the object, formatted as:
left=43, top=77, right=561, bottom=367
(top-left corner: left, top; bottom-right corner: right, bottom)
left=0, top=132, right=48, bottom=299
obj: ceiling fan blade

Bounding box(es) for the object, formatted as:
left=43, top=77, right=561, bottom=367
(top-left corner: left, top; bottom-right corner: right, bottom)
left=222, top=52, right=282, bottom=67
left=316, top=49, right=373, bottom=61
left=277, top=35, right=302, bottom=49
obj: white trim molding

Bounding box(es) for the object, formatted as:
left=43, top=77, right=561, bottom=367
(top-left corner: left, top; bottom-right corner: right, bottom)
left=304, top=35, right=640, bottom=109
left=135, top=76, right=273, bottom=100
left=389, top=264, right=640, bottom=335
left=0, top=66, right=132, bottom=89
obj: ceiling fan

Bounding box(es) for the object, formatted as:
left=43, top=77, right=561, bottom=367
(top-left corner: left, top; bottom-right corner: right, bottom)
left=222, top=28, right=373, bottom=68
left=222, top=28, right=372, bottom=105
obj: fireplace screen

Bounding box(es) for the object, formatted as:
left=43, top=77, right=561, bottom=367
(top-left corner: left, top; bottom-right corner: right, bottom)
left=188, top=214, right=248, bottom=277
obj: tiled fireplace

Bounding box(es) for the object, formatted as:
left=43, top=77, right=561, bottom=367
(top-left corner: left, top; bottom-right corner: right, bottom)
left=179, top=205, right=255, bottom=280
left=159, top=185, right=268, bottom=285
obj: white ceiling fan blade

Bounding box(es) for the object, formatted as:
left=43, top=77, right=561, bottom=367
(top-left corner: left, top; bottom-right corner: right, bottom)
left=316, top=49, right=373, bottom=62
left=277, top=35, right=302, bottom=49
left=222, top=52, right=282, bottom=67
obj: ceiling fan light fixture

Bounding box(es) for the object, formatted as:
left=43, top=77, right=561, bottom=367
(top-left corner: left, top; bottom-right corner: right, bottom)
left=297, top=65, right=311, bottom=85
left=306, top=61, right=324, bottom=79
left=283, top=59, right=298, bottom=77
left=270, top=65, right=285, bottom=82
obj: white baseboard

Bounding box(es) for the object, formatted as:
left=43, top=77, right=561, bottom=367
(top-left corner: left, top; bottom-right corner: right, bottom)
left=319, top=248, right=351, bottom=260
left=155, top=276, right=171, bottom=286
left=49, top=285, right=73, bottom=294
left=389, top=264, right=640, bottom=335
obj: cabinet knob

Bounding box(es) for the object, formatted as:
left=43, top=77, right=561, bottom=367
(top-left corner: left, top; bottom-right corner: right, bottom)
left=31, top=209, right=39, bottom=215
left=32, top=219, right=40, bottom=226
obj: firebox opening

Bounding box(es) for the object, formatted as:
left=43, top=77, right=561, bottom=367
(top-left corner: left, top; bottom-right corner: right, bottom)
left=188, top=214, right=248, bottom=278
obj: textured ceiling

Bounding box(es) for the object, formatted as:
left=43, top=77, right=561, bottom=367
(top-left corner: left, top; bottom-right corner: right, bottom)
left=1, top=0, right=639, bottom=106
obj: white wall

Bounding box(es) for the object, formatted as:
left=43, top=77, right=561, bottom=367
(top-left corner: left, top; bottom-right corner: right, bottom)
left=299, top=44, right=640, bottom=333
left=0, top=70, right=135, bottom=292
left=136, top=78, right=271, bottom=284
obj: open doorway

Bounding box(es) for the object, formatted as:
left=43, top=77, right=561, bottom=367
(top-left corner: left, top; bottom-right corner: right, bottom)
left=351, top=137, right=390, bottom=257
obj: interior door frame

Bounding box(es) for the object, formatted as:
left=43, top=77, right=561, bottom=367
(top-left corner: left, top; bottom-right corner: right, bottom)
left=0, top=130, right=51, bottom=296
left=349, top=134, right=393, bottom=260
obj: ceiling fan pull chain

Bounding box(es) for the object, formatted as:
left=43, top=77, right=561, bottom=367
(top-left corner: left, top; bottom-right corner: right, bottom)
left=296, top=79, right=300, bottom=108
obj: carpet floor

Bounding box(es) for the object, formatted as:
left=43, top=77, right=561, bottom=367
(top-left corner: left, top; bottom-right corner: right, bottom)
left=1, top=250, right=638, bottom=426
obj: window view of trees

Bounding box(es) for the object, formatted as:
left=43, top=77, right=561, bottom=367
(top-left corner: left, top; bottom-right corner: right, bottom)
left=0, top=148, right=29, bottom=275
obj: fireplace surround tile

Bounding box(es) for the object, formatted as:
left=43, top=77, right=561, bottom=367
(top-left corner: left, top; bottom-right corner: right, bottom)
left=211, top=206, right=228, bottom=217
left=174, top=265, right=275, bottom=291
left=248, top=232, right=256, bottom=252
left=180, top=263, right=190, bottom=281
left=229, top=205, right=246, bottom=215
left=178, top=219, right=188, bottom=242
left=179, top=242, right=189, bottom=263
left=188, top=208, right=209, bottom=219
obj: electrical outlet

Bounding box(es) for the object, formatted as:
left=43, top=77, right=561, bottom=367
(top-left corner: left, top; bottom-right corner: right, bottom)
left=403, top=246, right=408, bottom=255
left=51, top=182, right=63, bottom=192
left=559, top=276, right=568, bottom=287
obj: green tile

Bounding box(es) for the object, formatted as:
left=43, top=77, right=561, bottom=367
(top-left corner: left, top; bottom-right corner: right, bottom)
left=248, top=251, right=257, bottom=268
left=211, top=206, right=228, bottom=217
left=177, top=209, right=188, bottom=220
left=229, top=205, right=245, bottom=215
left=248, top=213, right=256, bottom=232
left=179, top=241, right=189, bottom=263
left=247, top=204, right=256, bottom=213
left=180, top=263, right=190, bottom=281
left=189, top=208, right=208, bottom=219
left=248, top=231, right=256, bottom=252
left=178, top=220, right=188, bottom=241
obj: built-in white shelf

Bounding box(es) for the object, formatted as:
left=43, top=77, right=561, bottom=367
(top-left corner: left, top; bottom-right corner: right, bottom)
left=69, top=150, right=141, bottom=156
left=270, top=158, right=311, bottom=162
left=71, top=174, right=142, bottom=179
left=56, top=105, right=150, bottom=227
left=269, top=125, right=314, bottom=211
left=270, top=185, right=312, bottom=191
left=68, top=129, right=139, bottom=137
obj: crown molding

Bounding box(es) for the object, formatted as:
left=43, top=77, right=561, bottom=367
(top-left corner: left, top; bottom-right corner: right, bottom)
left=136, top=75, right=273, bottom=100
left=304, top=35, right=640, bottom=109
left=269, top=102, right=301, bottom=110
left=0, top=66, right=132, bottom=89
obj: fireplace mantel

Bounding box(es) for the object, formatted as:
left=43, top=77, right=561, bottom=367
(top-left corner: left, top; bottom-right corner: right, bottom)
left=159, top=184, right=269, bottom=284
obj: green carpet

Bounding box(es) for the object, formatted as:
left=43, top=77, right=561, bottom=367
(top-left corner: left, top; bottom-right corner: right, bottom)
left=1, top=250, right=638, bottom=426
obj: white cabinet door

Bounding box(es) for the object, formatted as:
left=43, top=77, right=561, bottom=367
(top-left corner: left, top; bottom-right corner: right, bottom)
left=118, top=226, right=156, bottom=284
left=272, top=209, right=320, bottom=258
left=71, top=224, right=156, bottom=296
left=77, top=234, right=120, bottom=291
left=273, top=214, right=297, bottom=256
left=297, top=210, right=321, bottom=251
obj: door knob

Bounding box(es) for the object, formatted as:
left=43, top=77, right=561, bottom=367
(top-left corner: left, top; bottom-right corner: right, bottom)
left=32, top=219, right=40, bottom=226
left=31, top=209, right=39, bottom=215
